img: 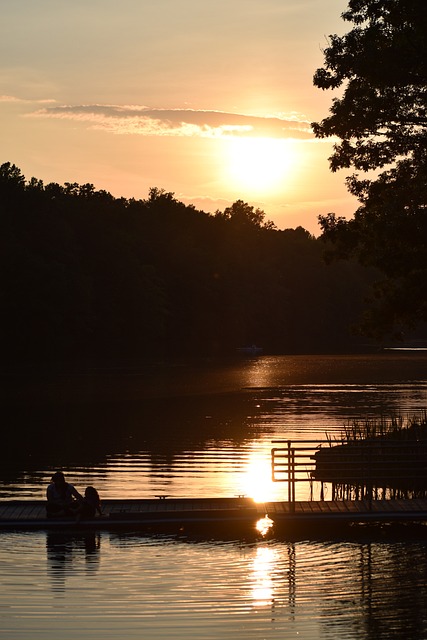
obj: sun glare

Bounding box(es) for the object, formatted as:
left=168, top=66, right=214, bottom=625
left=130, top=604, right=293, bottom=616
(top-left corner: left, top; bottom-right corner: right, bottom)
left=224, top=136, right=294, bottom=195
left=240, top=454, right=279, bottom=503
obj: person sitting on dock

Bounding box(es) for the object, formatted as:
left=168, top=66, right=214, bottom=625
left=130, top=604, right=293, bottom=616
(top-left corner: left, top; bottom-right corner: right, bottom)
left=46, top=471, right=83, bottom=517
left=75, top=486, right=102, bottom=523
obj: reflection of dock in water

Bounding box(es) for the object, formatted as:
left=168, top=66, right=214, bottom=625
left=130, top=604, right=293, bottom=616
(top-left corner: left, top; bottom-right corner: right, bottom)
left=2, top=496, right=427, bottom=533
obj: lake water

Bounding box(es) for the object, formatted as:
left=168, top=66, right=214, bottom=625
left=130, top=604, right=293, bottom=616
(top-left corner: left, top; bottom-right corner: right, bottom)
left=1, top=353, right=427, bottom=639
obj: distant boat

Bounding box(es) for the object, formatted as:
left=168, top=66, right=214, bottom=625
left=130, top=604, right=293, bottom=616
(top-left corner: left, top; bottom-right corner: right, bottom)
left=236, top=345, right=263, bottom=356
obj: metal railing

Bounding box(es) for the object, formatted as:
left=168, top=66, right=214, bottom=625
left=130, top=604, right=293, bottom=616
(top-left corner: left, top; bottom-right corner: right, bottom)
left=271, top=439, right=427, bottom=510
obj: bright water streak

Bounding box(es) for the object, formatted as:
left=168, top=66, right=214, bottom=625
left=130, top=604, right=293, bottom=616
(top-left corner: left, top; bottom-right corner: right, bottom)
left=2, top=531, right=427, bottom=640
left=3, top=356, right=427, bottom=503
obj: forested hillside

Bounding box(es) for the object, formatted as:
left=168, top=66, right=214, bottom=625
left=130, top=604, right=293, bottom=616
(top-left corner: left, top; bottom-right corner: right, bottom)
left=0, top=162, right=376, bottom=364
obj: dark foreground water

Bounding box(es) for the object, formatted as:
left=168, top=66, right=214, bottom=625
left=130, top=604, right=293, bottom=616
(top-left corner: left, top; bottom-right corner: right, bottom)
left=1, top=353, right=427, bottom=639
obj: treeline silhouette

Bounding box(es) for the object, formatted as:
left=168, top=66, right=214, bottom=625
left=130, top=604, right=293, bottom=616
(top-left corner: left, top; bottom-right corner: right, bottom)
left=0, top=162, right=376, bottom=364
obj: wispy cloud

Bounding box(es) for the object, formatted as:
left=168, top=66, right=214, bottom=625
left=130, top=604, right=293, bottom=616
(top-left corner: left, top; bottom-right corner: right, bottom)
left=0, top=94, right=56, bottom=104
left=27, top=103, right=313, bottom=140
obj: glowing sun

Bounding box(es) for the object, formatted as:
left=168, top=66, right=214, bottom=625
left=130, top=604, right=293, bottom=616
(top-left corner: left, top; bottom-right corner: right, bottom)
left=225, top=136, right=294, bottom=195
left=240, top=455, right=278, bottom=503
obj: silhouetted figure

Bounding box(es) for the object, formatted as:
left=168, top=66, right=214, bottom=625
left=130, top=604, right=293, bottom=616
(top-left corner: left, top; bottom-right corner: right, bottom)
left=46, top=471, right=82, bottom=517
left=76, top=486, right=102, bottom=522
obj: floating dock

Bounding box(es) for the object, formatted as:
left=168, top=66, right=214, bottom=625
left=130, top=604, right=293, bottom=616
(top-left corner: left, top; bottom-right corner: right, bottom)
left=2, top=497, right=427, bottom=532
left=0, top=497, right=259, bottom=530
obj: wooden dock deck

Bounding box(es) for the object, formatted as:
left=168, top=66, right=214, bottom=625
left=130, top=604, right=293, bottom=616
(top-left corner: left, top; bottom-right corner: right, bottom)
left=264, top=498, right=427, bottom=525
left=2, top=497, right=427, bottom=532
left=0, top=497, right=259, bottom=530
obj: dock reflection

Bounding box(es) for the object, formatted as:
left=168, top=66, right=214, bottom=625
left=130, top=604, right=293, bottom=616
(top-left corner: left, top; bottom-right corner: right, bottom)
left=40, top=528, right=427, bottom=637
left=244, top=533, right=427, bottom=635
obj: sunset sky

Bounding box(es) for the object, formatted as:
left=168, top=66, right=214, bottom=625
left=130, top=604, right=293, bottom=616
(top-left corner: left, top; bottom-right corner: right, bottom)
left=1, top=0, right=351, bottom=234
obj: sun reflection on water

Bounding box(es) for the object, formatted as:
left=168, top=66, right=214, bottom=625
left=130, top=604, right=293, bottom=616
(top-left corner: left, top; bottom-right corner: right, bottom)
left=256, top=515, right=274, bottom=537
left=250, top=545, right=278, bottom=608
left=239, top=448, right=284, bottom=503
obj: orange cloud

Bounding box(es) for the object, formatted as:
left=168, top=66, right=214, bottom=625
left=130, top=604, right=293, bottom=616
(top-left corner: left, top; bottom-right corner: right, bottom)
left=28, top=104, right=313, bottom=140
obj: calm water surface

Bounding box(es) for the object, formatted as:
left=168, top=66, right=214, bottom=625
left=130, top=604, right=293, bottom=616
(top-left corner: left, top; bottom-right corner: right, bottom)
left=2, top=353, right=427, bottom=639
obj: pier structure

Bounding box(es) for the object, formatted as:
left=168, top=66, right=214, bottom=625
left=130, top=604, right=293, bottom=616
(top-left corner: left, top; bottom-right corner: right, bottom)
left=1, top=438, right=427, bottom=533
left=271, top=438, right=427, bottom=505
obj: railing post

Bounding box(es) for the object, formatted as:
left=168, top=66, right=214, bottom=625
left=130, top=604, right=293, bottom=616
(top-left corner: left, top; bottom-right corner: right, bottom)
left=286, top=441, right=295, bottom=513
left=291, top=447, right=295, bottom=512
left=367, top=444, right=373, bottom=510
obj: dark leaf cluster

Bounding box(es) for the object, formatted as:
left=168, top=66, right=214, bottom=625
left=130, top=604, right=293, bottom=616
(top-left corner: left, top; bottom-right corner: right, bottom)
left=313, top=0, right=427, bottom=339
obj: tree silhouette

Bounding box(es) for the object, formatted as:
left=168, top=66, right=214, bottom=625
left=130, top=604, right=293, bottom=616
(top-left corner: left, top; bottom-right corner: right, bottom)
left=215, top=200, right=275, bottom=229
left=313, top=0, right=427, bottom=340
left=0, top=162, right=375, bottom=363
